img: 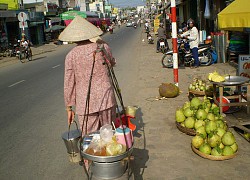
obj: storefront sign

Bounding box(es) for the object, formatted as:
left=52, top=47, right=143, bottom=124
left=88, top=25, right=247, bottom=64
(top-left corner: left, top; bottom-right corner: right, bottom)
left=46, top=3, right=58, bottom=12
left=0, top=10, right=16, bottom=17
left=0, top=3, right=8, bottom=10
left=44, top=3, right=58, bottom=16
left=238, top=55, right=250, bottom=78
left=154, top=19, right=160, bottom=33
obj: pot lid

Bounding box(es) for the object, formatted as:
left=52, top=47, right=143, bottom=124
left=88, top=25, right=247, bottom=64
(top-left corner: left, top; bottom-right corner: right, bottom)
left=213, top=76, right=249, bottom=85
left=62, top=129, right=81, bottom=140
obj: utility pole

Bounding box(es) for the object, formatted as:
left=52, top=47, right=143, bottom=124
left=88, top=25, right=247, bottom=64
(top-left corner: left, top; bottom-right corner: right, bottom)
left=171, top=0, right=178, bottom=86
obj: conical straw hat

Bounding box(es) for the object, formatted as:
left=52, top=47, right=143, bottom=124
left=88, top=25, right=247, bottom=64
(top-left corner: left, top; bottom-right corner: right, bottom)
left=59, top=16, right=103, bottom=42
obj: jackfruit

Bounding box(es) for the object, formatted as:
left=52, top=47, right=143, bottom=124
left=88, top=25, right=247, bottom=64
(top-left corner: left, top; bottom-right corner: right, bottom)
left=207, top=71, right=225, bottom=82
left=159, top=83, right=179, bottom=98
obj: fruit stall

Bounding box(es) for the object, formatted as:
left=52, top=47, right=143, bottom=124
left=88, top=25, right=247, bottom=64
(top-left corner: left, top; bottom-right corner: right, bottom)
left=176, top=96, right=240, bottom=160
left=173, top=71, right=250, bottom=160
left=208, top=71, right=250, bottom=114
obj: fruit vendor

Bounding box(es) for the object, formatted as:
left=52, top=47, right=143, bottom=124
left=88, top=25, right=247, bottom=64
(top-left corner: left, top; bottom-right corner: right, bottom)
left=59, top=16, right=117, bottom=136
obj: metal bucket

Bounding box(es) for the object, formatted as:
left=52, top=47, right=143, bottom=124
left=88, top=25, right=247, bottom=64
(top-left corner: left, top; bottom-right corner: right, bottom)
left=62, top=121, right=81, bottom=154
left=125, top=106, right=138, bottom=117
left=90, top=160, right=128, bottom=179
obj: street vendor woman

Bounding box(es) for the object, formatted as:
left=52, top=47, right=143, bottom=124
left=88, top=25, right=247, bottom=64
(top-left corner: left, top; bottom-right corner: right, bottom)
left=59, top=16, right=117, bottom=136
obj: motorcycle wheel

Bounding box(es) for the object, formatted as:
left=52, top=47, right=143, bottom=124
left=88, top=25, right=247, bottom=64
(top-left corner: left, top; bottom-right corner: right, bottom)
left=4, top=50, right=11, bottom=57
left=160, top=46, right=167, bottom=54
left=28, top=51, right=32, bottom=61
left=200, top=51, right=212, bottom=66
left=162, top=54, right=173, bottom=68
left=19, top=53, right=25, bottom=63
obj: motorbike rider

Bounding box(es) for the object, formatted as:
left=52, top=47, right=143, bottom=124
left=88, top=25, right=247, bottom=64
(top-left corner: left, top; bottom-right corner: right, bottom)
left=140, top=19, right=144, bottom=27
left=20, top=34, right=32, bottom=56
left=145, top=21, right=149, bottom=32
left=133, top=22, right=137, bottom=28
left=118, top=20, right=121, bottom=28
left=180, top=19, right=199, bottom=68
left=108, top=24, right=113, bottom=33
left=147, top=33, right=153, bottom=44
left=20, top=38, right=28, bottom=49
left=156, top=23, right=169, bottom=53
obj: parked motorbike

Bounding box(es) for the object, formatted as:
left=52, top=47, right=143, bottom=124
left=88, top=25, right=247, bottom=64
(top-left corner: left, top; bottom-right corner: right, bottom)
left=108, top=26, right=113, bottom=34
left=161, top=39, right=215, bottom=68
left=16, top=40, right=22, bottom=58
left=10, top=43, right=19, bottom=57
left=147, top=32, right=154, bottom=44
left=159, top=38, right=168, bottom=53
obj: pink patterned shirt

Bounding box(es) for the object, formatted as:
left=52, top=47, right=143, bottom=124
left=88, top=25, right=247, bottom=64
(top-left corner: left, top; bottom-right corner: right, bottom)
left=64, top=42, right=116, bottom=115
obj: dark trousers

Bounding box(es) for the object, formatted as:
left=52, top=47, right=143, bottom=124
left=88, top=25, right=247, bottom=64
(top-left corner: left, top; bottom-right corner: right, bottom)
left=191, top=47, right=199, bottom=66
left=157, top=39, right=168, bottom=51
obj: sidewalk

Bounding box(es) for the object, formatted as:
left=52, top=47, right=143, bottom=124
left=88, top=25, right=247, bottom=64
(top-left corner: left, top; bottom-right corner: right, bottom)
left=129, top=30, right=250, bottom=179
left=0, top=42, right=59, bottom=68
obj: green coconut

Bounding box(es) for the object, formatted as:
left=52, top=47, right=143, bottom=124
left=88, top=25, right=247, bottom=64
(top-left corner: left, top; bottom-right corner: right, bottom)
left=159, top=83, right=180, bottom=98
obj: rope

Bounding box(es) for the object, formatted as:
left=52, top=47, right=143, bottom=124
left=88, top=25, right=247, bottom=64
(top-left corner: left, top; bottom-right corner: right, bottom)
left=97, top=44, right=132, bottom=180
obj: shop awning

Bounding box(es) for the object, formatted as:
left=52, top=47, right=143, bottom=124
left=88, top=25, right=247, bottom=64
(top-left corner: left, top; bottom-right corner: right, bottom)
left=60, top=11, right=87, bottom=20
left=30, top=21, right=44, bottom=27
left=218, top=0, right=250, bottom=31
left=45, top=25, right=65, bottom=32
left=47, top=17, right=61, bottom=23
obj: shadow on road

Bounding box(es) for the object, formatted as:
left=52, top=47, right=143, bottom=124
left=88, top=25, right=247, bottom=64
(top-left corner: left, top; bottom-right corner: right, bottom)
left=130, top=107, right=149, bottom=180
left=32, top=56, right=47, bottom=61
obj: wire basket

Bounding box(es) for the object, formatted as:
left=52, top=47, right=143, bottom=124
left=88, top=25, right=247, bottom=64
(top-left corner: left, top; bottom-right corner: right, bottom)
left=176, top=122, right=196, bottom=136
left=189, top=90, right=206, bottom=96
left=191, top=144, right=237, bottom=161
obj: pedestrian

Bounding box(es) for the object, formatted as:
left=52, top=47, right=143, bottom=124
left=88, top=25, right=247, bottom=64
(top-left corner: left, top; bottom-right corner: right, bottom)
left=145, top=21, right=149, bottom=29
left=118, top=20, right=121, bottom=28
left=180, top=19, right=199, bottom=68
left=140, top=19, right=144, bottom=27
left=59, top=16, right=117, bottom=136
left=156, top=23, right=169, bottom=53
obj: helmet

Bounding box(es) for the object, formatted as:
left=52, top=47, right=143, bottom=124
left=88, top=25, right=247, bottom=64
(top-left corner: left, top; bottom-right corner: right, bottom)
left=207, top=35, right=212, bottom=40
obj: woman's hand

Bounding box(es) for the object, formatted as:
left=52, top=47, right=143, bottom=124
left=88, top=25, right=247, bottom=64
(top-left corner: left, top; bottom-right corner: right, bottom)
left=67, top=109, right=75, bottom=125
left=110, top=57, right=116, bottom=67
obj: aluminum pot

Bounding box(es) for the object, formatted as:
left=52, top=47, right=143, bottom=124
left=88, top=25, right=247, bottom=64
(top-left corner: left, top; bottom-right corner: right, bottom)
left=91, top=160, right=128, bottom=179
left=62, top=121, right=81, bottom=154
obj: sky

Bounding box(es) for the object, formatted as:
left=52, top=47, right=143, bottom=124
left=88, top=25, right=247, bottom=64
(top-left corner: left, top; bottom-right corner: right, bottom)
left=108, top=0, right=146, bottom=8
